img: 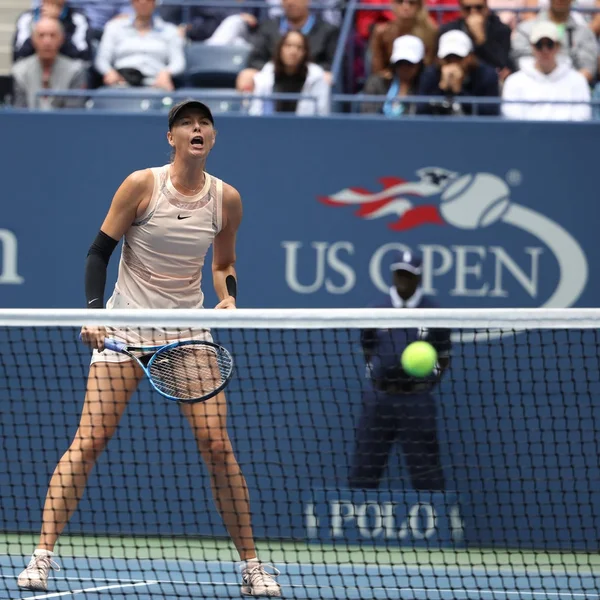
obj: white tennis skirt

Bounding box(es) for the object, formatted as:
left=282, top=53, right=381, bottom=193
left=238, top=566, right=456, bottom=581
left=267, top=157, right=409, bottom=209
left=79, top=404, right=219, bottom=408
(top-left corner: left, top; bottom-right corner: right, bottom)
left=90, top=326, right=214, bottom=365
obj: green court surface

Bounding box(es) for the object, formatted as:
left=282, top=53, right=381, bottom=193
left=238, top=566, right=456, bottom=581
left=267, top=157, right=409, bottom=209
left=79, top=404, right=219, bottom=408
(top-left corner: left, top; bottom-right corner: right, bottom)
left=2, top=534, right=599, bottom=599
left=3, top=533, right=600, bottom=573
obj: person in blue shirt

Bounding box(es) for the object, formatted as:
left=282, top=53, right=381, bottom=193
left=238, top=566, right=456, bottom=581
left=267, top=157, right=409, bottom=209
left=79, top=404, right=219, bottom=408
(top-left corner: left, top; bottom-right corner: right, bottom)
left=349, top=250, right=451, bottom=491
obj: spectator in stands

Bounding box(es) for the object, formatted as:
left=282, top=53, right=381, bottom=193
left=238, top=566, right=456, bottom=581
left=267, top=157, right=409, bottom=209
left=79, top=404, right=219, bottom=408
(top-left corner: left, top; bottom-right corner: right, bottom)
left=537, top=0, right=600, bottom=35
left=94, top=0, right=185, bottom=91
left=159, top=3, right=259, bottom=43
left=502, top=21, right=591, bottom=120
left=426, top=0, right=462, bottom=25
left=361, top=35, right=425, bottom=114
left=439, top=0, right=513, bottom=78
left=512, top=0, right=598, bottom=83
left=417, top=29, right=500, bottom=114
left=14, top=0, right=91, bottom=62
left=268, top=0, right=343, bottom=26
left=236, top=0, right=339, bottom=92
left=369, top=0, right=438, bottom=79
left=12, top=17, right=87, bottom=109
left=61, top=0, right=131, bottom=40
left=356, top=0, right=396, bottom=45
left=249, top=31, right=330, bottom=115
left=357, top=0, right=458, bottom=45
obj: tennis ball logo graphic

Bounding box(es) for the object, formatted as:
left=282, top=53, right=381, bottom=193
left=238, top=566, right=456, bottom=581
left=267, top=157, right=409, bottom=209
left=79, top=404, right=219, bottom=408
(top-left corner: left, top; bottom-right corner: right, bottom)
left=439, top=173, right=511, bottom=230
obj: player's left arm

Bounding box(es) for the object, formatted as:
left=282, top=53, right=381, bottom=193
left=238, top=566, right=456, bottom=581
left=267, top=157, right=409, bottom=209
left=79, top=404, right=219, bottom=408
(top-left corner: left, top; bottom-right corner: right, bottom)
left=212, top=183, right=243, bottom=309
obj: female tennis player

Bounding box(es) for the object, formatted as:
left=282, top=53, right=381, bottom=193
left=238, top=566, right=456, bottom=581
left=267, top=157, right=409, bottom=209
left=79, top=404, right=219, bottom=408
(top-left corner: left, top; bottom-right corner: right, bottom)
left=17, top=99, right=281, bottom=597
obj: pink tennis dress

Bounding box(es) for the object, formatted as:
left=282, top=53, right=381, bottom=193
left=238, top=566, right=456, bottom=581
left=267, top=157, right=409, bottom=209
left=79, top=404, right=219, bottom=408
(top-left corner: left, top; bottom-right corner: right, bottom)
left=92, top=164, right=223, bottom=364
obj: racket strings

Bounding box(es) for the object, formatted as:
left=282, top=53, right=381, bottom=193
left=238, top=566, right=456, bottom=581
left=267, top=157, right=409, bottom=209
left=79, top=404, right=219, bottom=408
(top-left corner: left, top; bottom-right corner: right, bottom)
left=148, top=345, right=231, bottom=401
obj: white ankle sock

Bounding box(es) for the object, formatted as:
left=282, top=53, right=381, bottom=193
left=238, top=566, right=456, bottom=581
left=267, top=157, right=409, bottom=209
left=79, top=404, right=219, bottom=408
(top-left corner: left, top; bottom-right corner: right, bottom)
left=33, top=549, right=54, bottom=557
left=239, top=557, right=259, bottom=572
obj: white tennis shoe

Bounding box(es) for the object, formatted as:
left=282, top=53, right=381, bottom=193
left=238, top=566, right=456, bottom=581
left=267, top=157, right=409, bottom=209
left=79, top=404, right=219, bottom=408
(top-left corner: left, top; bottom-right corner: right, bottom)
left=17, top=550, right=60, bottom=591
left=241, top=562, right=281, bottom=597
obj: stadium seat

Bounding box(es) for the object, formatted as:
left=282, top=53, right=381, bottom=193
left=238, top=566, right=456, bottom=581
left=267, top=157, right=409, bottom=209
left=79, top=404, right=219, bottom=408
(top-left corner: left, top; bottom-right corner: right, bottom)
left=183, top=44, right=250, bottom=88
left=86, top=87, right=167, bottom=112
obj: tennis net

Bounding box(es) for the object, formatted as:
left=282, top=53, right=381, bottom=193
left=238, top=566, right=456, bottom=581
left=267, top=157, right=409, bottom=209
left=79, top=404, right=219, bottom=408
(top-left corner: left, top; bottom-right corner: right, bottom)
left=0, top=308, right=599, bottom=599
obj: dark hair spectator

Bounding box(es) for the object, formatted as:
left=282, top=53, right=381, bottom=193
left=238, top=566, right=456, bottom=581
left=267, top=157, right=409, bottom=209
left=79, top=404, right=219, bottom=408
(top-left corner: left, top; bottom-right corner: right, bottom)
left=249, top=30, right=330, bottom=115
left=236, top=0, right=339, bottom=92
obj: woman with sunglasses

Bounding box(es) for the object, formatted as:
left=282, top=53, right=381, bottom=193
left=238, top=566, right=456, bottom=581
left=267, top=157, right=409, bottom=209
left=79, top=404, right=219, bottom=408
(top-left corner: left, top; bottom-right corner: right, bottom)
left=361, top=35, right=425, bottom=115
left=369, top=0, right=438, bottom=78
left=502, top=21, right=591, bottom=120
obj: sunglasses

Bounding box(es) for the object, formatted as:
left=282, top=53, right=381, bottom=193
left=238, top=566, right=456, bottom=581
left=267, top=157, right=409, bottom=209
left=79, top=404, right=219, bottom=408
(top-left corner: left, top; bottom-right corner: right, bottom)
left=534, top=39, right=556, bottom=50
left=394, top=0, right=420, bottom=5
left=462, top=4, right=485, bottom=11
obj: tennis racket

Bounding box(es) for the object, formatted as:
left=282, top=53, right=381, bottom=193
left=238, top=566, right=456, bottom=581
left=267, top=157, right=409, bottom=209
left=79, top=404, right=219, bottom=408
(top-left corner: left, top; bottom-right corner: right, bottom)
left=83, top=275, right=237, bottom=403
left=101, top=338, right=234, bottom=404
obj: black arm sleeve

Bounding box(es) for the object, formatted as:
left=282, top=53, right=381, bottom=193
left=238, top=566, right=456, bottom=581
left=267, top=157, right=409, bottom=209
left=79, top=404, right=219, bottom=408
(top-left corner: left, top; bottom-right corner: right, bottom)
left=85, top=230, right=119, bottom=308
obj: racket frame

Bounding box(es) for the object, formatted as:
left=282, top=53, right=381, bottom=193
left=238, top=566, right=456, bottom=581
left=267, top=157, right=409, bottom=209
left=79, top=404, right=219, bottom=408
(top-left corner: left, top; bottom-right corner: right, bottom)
left=103, top=338, right=234, bottom=403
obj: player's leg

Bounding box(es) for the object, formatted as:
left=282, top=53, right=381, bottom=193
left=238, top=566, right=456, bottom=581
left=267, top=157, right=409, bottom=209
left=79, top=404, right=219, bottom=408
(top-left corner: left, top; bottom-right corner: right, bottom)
left=18, top=360, right=143, bottom=591
left=180, top=393, right=281, bottom=597
left=349, top=389, right=401, bottom=489
left=397, top=392, right=446, bottom=491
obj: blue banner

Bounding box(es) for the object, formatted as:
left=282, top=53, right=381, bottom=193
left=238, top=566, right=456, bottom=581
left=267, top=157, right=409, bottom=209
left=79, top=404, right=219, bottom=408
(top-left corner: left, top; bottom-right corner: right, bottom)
left=0, top=114, right=598, bottom=310
left=0, top=114, right=598, bottom=552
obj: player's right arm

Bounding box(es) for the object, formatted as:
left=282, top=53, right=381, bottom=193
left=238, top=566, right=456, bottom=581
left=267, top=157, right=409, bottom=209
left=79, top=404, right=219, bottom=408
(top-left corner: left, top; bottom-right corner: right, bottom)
left=81, top=169, right=154, bottom=351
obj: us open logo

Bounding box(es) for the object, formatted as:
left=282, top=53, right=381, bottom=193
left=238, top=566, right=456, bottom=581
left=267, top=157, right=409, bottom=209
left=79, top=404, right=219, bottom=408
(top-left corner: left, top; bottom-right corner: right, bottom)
left=317, top=167, right=588, bottom=309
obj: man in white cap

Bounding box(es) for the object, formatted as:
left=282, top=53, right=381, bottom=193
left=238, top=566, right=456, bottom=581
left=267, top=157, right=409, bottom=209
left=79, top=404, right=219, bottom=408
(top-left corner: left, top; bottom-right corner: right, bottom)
left=502, top=21, right=591, bottom=121
left=416, top=29, right=499, bottom=116
left=361, top=34, right=425, bottom=115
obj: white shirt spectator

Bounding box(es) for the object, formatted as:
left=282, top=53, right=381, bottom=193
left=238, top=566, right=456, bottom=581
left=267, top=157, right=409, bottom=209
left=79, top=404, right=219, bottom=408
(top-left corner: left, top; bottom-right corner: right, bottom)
left=502, top=60, right=591, bottom=120
left=95, top=15, right=184, bottom=85
left=249, top=62, right=330, bottom=116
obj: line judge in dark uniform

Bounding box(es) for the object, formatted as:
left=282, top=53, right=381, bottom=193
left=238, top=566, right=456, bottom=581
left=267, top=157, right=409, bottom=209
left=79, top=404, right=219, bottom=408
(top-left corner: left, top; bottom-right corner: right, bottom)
left=349, top=250, right=451, bottom=492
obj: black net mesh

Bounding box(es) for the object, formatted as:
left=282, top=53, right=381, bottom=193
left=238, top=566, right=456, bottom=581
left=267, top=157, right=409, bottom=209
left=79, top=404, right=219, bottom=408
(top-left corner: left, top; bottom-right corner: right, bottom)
left=0, top=322, right=599, bottom=599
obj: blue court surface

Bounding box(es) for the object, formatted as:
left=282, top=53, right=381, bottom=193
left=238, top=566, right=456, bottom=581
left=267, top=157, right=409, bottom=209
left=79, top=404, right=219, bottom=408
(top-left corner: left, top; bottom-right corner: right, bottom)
left=1, top=555, right=599, bottom=600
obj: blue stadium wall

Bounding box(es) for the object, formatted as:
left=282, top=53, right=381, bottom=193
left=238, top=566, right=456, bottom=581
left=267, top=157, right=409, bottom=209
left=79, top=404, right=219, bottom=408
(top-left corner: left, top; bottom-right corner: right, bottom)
left=0, top=113, right=599, bottom=552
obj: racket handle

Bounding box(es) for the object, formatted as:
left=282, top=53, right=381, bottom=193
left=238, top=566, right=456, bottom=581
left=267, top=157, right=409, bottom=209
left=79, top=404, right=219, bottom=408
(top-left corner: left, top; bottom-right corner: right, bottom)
left=79, top=333, right=125, bottom=353
left=103, top=338, right=127, bottom=353
left=226, top=275, right=237, bottom=300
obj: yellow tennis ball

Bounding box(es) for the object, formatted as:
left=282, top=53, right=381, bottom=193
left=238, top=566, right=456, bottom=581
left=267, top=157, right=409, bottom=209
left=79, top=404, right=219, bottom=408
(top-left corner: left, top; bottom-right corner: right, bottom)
left=401, top=341, right=438, bottom=378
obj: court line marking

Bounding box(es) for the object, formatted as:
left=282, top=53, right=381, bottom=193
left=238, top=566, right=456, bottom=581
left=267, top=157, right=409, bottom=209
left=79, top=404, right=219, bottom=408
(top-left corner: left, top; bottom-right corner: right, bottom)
left=19, top=580, right=158, bottom=599
left=3, top=574, right=599, bottom=600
